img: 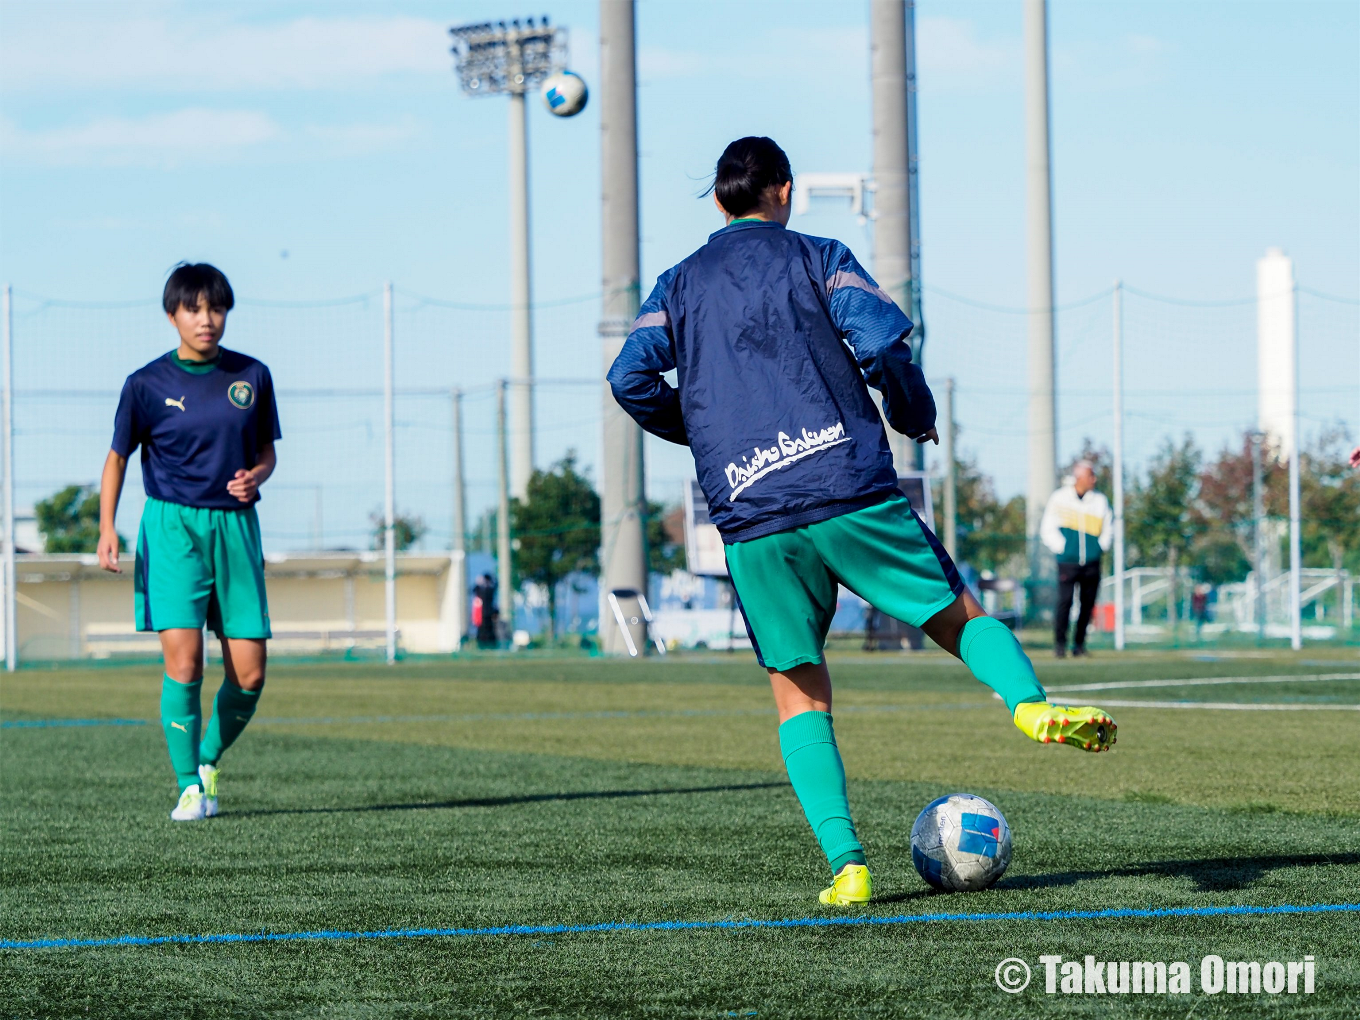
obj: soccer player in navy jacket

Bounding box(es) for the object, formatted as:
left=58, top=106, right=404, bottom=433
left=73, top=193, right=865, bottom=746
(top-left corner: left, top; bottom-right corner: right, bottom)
left=98, top=263, right=280, bottom=821
left=609, top=138, right=1117, bottom=905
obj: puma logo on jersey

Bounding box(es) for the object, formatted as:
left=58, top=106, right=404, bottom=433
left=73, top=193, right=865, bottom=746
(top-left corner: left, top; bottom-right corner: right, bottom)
left=170, top=721, right=188, bottom=732
left=165, top=396, right=186, bottom=411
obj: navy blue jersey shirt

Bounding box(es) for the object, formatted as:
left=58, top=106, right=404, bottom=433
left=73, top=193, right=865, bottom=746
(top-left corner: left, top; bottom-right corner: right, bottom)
left=607, top=220, right=935, bottom=543
left=112, top=348, right=281, bottom=510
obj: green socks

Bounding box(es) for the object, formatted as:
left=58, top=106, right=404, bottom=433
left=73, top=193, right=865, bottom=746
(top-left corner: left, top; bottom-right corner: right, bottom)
left=778, top=711, right=866, bottom=874
left=160, top=674, right=203, bottom=792
left=199, top=678, right=262, bottom=767
left=958, top=617, right=1046, bottom=713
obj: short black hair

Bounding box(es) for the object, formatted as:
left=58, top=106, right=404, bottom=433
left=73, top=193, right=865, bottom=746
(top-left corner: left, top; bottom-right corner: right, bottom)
left=162, top=262, right=234, bottom=314
left=707, top=136, right=793, bottom=217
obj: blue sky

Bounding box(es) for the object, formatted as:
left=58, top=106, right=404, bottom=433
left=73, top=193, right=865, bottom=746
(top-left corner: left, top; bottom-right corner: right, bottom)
left=1, top=0, right=1356, bottom=549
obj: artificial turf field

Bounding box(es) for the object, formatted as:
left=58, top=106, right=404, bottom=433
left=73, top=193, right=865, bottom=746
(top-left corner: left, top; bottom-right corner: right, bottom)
left=3, top=650, right=1359, bottom=1018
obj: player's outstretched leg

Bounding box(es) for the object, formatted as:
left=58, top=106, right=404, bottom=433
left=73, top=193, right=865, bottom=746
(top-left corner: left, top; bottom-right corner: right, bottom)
left=770, top=664, right=871, bottom=907
left=198, top=638, right=267, bottom=817
left=927, top=598, right=1117, bottom=753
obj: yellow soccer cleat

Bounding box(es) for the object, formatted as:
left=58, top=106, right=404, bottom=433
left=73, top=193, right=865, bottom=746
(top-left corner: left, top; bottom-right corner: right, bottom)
left=819, top=863, right=872, bottom=906
left=1014, top=702, right=1117, bottom=753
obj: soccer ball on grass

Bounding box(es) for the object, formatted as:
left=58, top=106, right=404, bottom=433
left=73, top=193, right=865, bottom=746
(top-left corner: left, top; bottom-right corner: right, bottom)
left=910, top=793, right=1012, bottom=892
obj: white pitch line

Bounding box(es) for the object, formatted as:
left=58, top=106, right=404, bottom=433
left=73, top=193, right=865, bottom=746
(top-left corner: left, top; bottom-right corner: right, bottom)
left=1089, top=699, right=1360, bottom=712
left=1045, top=673, right=1360, bottom=694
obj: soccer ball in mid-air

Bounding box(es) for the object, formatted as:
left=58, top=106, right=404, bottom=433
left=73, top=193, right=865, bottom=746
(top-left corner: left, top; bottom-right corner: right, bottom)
left=542, top=71, right=588, bottom=117
left=910, top=793, right=1012, bottom=892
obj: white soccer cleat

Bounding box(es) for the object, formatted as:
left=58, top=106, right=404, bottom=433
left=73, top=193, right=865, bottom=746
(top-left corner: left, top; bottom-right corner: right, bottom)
left=198, top=764, right=219, bottom=817
left=171, top=784, right=207, bottom=821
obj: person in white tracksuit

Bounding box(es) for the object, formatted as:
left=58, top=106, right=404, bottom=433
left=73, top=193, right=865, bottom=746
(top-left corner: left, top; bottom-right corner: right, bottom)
left=1040, top=461, right=1113, bottom=657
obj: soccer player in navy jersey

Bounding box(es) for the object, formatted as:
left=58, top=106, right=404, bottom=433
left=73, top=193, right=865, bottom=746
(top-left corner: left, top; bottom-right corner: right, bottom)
left=98, top=263, right=281, bottom=821
left=608, top=138, right=1117, bottom=905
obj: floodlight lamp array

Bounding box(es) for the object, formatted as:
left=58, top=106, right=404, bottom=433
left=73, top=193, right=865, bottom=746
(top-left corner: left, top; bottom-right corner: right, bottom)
left=449, top=16, right=567, bottom=96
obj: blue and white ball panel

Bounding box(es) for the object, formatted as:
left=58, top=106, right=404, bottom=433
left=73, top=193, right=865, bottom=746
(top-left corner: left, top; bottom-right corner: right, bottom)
left=541, top=71, right=588, bottom=117
left=909, top=793, right=1012, bottom=892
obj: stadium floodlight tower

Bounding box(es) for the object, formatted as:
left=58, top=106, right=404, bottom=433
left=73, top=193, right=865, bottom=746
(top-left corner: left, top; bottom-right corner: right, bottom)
left=449, top=17, right=568, bottom=500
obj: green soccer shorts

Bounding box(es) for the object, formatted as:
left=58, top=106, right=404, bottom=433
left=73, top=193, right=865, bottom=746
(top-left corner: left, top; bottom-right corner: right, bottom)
left=725, top=493, right=964, bottom=672
left=134, top=497, right=272, bottom=639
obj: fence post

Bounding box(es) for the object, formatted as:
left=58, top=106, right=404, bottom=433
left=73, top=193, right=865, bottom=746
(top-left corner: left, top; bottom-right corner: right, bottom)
left=383, top=281, right=396, bottom=665
left=2, top=284, right=13, bottom=672
left=448, top=388, right=467, bottom=651
left=941, top=377, right=956, bottom=558
left=1112, top=280, right=1125, bottom=651
left=1251, top=431, right=1265, bottom=641
left=496, top=380, right=513, bottom=646
left=1288, top=282, right=1302, bottom=650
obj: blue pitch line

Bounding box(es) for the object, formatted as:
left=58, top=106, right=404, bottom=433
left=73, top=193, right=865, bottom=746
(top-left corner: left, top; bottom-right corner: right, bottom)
left=2, top=703, right=987, bottom=731
left=5, top=903, right=1358, bottom=952
left=2, top=718, right=148, bottom=729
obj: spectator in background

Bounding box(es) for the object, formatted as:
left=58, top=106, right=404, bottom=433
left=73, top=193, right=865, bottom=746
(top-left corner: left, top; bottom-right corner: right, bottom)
left=1350, top=446, right=1360, bottom=469
left=1040, top=462, right=1113, bottom=657
left=472, top=573, right=499, bottom=649
left=1190, top=584, right=1212, bottom=639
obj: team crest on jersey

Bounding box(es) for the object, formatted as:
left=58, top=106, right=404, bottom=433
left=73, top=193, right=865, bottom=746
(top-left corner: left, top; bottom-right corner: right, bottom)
left=227, top=381, right=255, bottom=410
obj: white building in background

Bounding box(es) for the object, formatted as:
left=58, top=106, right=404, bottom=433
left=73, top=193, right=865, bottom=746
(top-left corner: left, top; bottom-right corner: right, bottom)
left=1256, top=247, right=1296, bottom=457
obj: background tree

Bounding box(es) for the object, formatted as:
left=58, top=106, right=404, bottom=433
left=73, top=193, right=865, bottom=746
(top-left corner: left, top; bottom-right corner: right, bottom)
left=510, top=452, right=601, bottom=642
left=648, top=501, right=686, bottom=575
left=36, top=485, right=124, bottom=553
left=1300, top=429, right=1360, bottom=574
left=1192, top=432, right=1274, bottom=584
left=1126, top=435, right=1205, bottom=618
left=370, top=511, right=427, bottom=552
left=952, top=454, right=1027, bottom=573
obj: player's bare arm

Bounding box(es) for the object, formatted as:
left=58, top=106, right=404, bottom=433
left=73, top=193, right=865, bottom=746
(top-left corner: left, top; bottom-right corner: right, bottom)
left=98, top=449, right=128, bottom=573
left=227, top=442, right=277, bottom=502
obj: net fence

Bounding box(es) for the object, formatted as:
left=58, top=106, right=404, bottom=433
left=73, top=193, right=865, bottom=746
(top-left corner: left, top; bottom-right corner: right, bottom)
left=7, top=277, right=1358, bottom=647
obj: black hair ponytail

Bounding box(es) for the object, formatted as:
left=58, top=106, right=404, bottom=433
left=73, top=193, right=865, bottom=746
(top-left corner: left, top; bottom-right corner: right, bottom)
left=706, top=137, right=792, bottom=217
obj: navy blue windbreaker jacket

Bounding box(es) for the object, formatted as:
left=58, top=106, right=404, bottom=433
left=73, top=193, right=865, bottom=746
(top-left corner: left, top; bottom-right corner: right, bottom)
left=607, top=219, right=936, bottom=543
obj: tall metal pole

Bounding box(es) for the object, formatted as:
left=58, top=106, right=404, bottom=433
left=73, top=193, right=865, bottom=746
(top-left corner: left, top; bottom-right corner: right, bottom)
left=871, top=0, right=916, bottom=475
left=2, top=284, right=13, bottom=672
left=450, top=387, right=468, bottom=650
left=383, top=281, right=397, bottom=665
left=1112, top=280, right=1125, bottom=651
left=1288, top=282, right=1302, bottom=650
left=599, top=0, right=647, bottom=656
left=904, top=0, right=924, bottom=471
left=1252, top=431, right=1265, bottom=641
left=496, top=379, right=514, bottom=645
left=508, top=91, right=535, bottom=500
left=1023, top=0, right=1057, bottom=561
left=941, top=377, right=956, bottom=557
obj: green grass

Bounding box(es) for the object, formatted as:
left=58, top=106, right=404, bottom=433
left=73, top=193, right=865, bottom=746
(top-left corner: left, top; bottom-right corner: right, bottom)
left=3, top=651, right=1359, bottom=1017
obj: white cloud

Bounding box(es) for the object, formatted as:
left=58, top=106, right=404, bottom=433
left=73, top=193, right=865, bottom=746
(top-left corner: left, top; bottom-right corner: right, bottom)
left=1, top=108, right=425, bottom=167
left=638, top=19, right=1013, bottom=93
left=917, top=16, right=1016, bottom=89
left=303, top=116, right=424, bottom=155
left=0, top=109, right=282, bottom=166
left=0, top=12, right=450, bottom=92
left=638, top=46, right=711, bottom=80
